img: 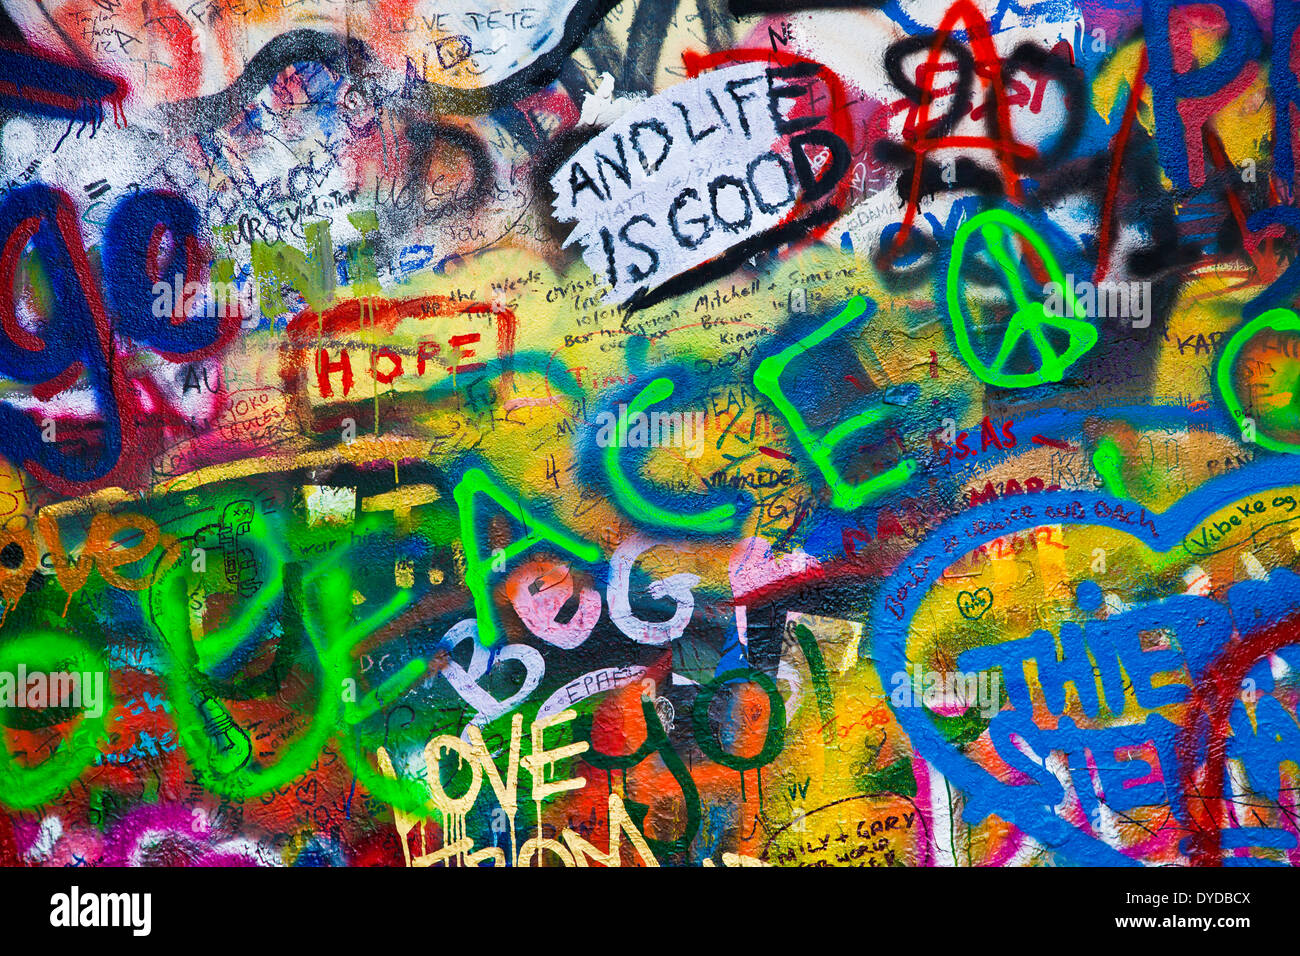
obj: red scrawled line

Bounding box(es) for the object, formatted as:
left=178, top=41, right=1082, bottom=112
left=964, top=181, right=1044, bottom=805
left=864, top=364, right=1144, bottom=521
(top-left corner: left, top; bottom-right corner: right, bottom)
left=1095, top=47, right=1148, bottom=283
left=1030, top=434, right=1073, bottom=450
left=1205, top=128, right=1279, bottom=280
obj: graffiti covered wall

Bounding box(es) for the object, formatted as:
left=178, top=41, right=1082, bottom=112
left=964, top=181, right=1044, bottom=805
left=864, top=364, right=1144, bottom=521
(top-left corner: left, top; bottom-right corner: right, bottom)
left=0, top=0, right=1297, bottom=868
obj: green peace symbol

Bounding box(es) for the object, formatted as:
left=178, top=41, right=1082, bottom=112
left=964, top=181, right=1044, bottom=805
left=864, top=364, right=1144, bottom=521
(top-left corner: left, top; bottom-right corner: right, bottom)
left=946, top=208, right=1098, bottom=388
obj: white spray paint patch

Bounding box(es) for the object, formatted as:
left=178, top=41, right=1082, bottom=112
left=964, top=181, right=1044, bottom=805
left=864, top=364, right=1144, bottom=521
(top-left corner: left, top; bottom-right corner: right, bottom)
left=552, top=62, right=842, bottom=304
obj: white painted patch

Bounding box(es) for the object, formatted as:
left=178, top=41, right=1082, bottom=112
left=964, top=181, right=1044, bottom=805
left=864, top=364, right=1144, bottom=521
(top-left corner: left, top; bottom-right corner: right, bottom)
left=553, top=64, right=811, bottom=304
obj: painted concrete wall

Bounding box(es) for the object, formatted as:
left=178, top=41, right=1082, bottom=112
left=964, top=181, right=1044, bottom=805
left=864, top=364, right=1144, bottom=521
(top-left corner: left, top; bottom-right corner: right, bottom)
left=0, top=0, right=1293, bottom=867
